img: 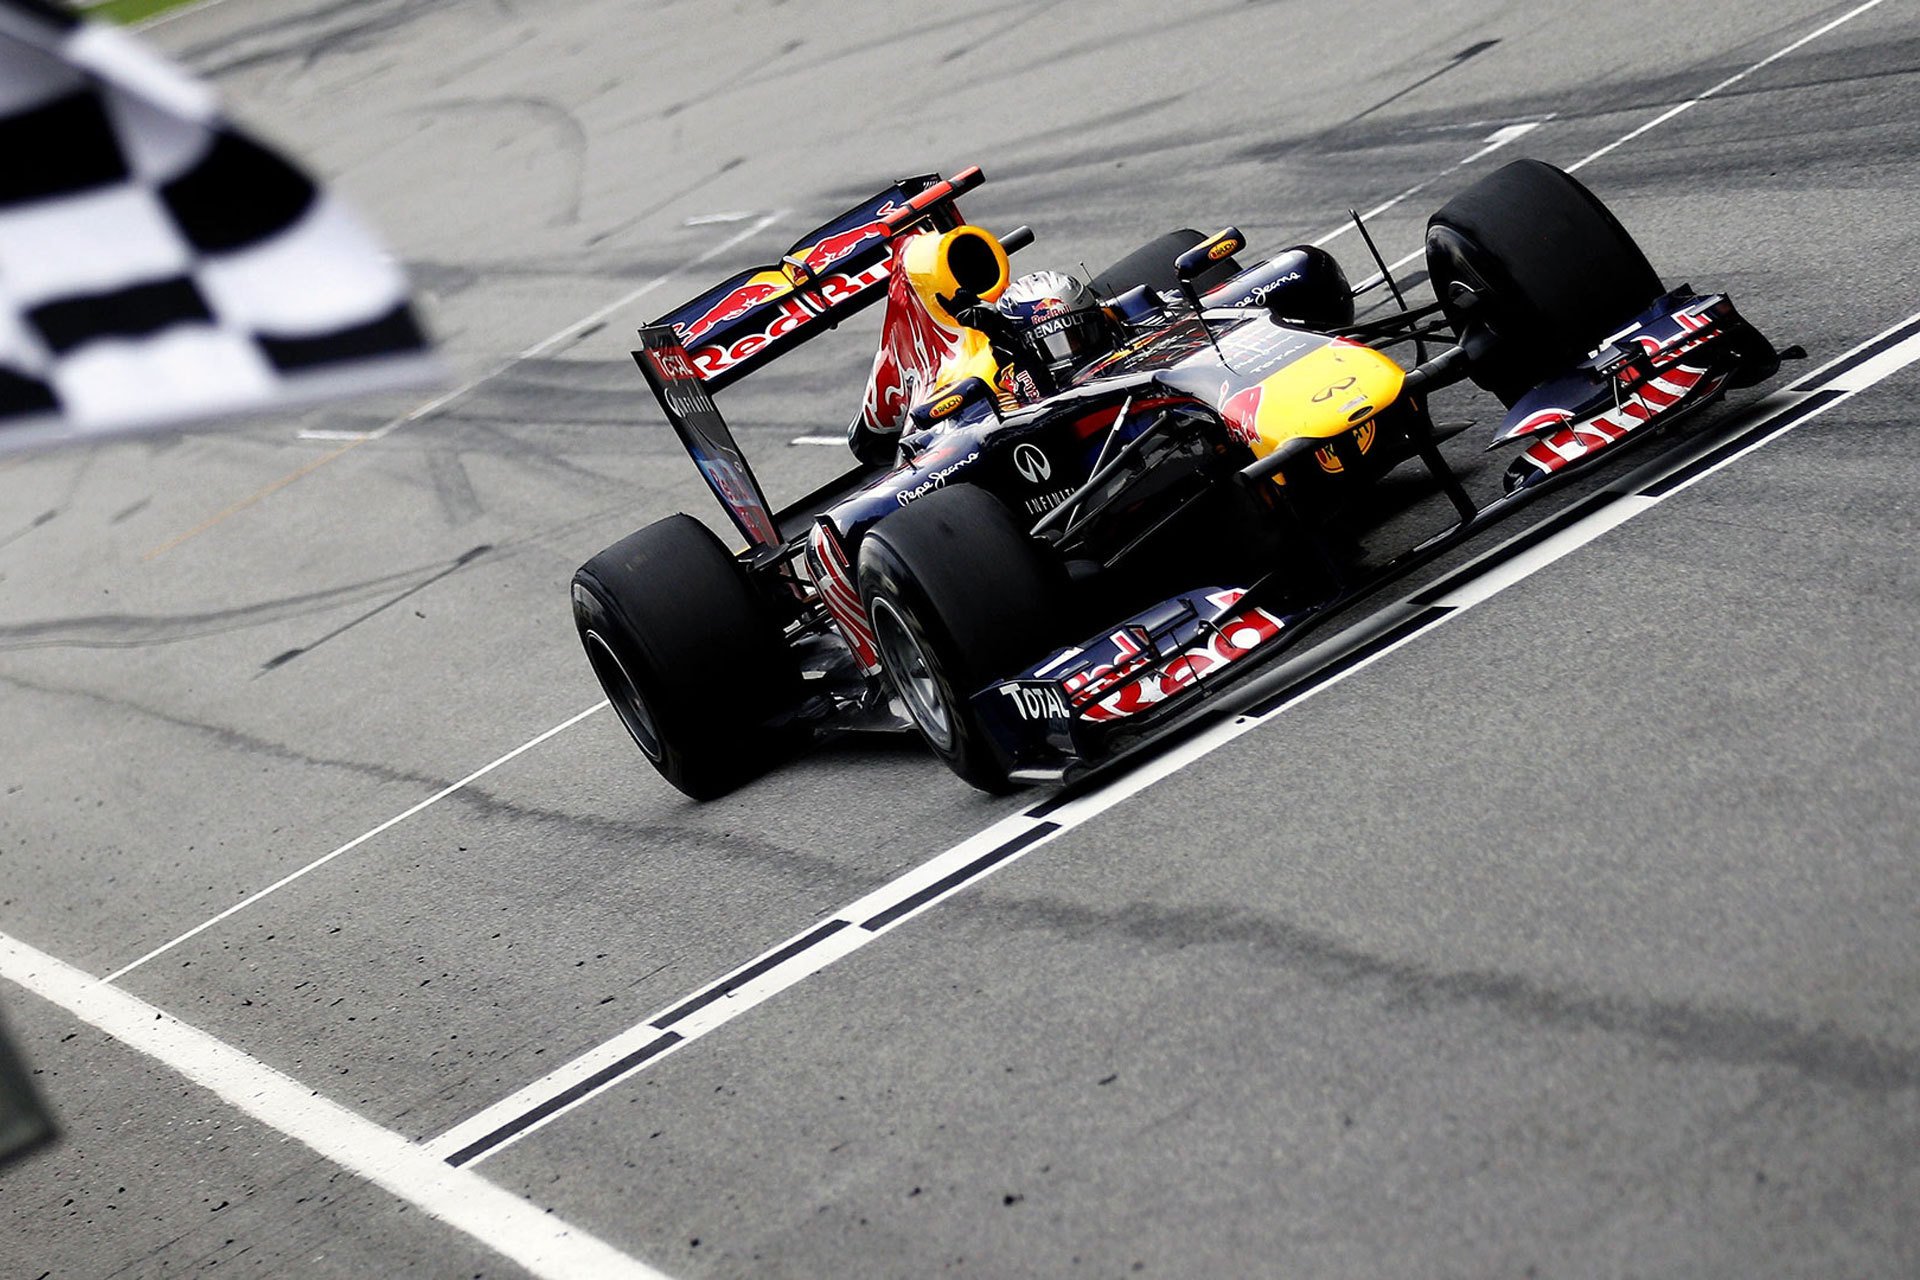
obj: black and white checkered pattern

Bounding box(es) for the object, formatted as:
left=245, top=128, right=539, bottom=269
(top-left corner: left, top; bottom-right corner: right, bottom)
left=0, top=0, right=434, bottom=452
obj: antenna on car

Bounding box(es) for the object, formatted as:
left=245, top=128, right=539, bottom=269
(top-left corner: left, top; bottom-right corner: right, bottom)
left=1349, top=208, right=1424, bottom=365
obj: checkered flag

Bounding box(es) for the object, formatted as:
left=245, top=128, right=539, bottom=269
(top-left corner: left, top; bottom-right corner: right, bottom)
left=0, top=0, right=435, bottom=453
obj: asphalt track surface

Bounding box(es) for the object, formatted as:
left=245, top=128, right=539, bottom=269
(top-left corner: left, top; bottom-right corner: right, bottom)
left=3, top=1, right=1918, bottom=1275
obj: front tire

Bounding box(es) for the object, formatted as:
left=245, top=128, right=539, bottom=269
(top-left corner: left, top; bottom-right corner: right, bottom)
left=1426, top=159, right=1665, bottom=405
left=572, top=515, right=802, bottom=800
left=857, top=487, right=1064, bottom=792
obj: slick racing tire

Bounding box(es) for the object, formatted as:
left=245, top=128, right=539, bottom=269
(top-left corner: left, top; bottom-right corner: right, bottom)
left=1426, top=159, right=1665, bottom=406
left=857, top=486, right=1065, bottom=793
left=1091, top=228, right=1243, bottom=301
left=572, top=515, right=803, bottom=801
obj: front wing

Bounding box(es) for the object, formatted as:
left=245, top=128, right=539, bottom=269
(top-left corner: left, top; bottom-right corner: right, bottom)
left=971, top=585, right=1302, bottom=778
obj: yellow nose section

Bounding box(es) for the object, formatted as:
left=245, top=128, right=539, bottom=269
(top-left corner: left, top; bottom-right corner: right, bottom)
left=1244, top=340, right=1405, bottom=456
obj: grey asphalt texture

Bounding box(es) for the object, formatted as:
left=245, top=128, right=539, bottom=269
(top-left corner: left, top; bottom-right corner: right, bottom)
left=2, top=0, right=1918, bottom=1276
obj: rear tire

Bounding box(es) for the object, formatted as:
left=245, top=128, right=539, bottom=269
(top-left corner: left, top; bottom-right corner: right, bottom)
left=857, top=487, right=1064, bottom=792
left=1426, top=159, right=1665, bottom=405
left=572, top=515, right=802, bottom=800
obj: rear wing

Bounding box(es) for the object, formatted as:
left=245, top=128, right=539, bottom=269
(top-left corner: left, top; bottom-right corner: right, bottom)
left=647, top=168, right=985, bottom=393
left=633, top=167, right=990, bottom=553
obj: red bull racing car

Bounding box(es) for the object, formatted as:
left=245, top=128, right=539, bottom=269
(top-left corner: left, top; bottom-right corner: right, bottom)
left=573, top=163, right=1782, bottom=797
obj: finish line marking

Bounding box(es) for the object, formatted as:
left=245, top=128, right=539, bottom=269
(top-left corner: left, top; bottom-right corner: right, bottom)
left=0, top=931, right=670, bottom=1280
left=426, top=311, right=1920, bottom=1169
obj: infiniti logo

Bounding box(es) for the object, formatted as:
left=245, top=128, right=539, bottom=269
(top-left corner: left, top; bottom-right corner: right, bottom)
left=1012, top=442, right=1052, bottom=485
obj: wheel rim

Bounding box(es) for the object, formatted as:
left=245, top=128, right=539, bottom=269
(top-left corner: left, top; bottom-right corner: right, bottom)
left=868, top=596, right=956, bottom=752
left=582, top=630, right=664, bottom=762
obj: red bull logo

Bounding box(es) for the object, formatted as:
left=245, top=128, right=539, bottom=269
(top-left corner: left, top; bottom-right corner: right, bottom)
left=676, top=272, right=791, bottom=343
left=791, top=201, right=906, bottom=276
left=688, top=258, right=893, bottom=382
left=1220, top=382, right=1263, bottom=447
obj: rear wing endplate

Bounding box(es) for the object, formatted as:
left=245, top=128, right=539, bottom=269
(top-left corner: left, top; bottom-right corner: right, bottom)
left=633, top=326, right=782, bottom=553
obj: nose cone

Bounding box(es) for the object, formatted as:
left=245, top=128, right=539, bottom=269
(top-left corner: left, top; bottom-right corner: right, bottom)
left=1243, top=340, right=1405, bottom=451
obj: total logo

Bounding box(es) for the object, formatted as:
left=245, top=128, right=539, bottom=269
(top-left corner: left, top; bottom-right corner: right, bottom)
left=998, top=682, right=1069, bottom=722
left=1012, top=442, right=1052, bottom=484
left=645, top=346, right=700, bottom=382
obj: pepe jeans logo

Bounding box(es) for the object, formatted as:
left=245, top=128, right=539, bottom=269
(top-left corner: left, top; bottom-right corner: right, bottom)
left=1012, top=442, right=1051, bottom=485
left=895, top=450, right=980, bottom=507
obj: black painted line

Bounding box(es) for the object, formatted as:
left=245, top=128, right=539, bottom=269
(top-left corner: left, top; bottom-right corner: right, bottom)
left=860, top=822, right=1062, bottom=933
left=443, top=1031, right=683, bottom=1167
left=648, top=919, right=850, bottom=1030
left=1409, top=491, right=1624, bottom=608
left=1022, top=788, right=1075, bottom=821
left=1637, top=389, right=1846, bottom=498
left=1240, top=606, right=1454, bottom=719
left=1787, top=314, right=1920, bottom=391
left=260, top=545, right=492, bottom=673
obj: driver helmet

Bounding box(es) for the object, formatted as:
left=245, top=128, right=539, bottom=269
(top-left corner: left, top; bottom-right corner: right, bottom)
left=994, top=270, right=1110, bottom=380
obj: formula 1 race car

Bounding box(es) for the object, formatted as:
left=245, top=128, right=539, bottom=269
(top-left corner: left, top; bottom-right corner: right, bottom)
left=573, top=162, right=1781, bottom=797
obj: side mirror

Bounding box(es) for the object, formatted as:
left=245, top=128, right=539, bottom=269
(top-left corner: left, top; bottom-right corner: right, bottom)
left=1175, top=227, right=1246, bottom=283
left=907, top=375, right=1000, bottom=430
left=1174, top=227, right=1246, bottom=317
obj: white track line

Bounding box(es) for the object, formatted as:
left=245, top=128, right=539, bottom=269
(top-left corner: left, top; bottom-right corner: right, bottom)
left=1567, top=0, right=1891, bottom=173
left=363, top=211, right=785, bottom=443
left=1347, top=0, right=1892, bottom=289
left=101, top=701, right=608, bottom=985
left=0, top=931, right=669, bottom=1280
left=1310, top=121, right=1547, bottom=249
left=427, top=313, right=1920, bottom=1167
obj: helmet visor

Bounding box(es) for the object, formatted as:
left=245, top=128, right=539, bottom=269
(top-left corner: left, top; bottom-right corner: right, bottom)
left=1032, top=311, right=1100, bottom=371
